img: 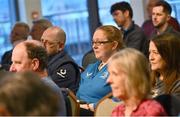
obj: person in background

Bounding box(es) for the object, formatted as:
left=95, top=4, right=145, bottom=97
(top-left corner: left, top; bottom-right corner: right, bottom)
left=149, top=33, right=180, bottom=98
left=0, top=71, right=60, bottom=116
left=76, top=25, right=124, bottom=116
left=110, top=1, right=147, bottom=55
left=151, top=0, right=180, bottom=36
left=142, top=0, right=180, bottom=38
left=9, top=40, right=66, bottom=116
left=41, top=26, right=80, bottom=94
left=30, top=19, right=53, bottom=41
left=107, top=48, right=167, bottom=116
left=1, top=22, right=30, bottom=71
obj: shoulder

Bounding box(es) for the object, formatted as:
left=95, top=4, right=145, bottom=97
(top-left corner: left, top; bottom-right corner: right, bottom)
left=42, top=77, right=60, bottom=91
left=140, top=99, right=167, bottom=116
left=49, top=52, right=78, bottom=69
left=58, top=63, right=78, bottom=71
left=142, top=20, right=152, bottom=27
left=170, top=78, right=180, bottom=95
left=133, top=24, right=145, bottom=33
left=86, top=61, right=100, bottom=69
left=128, top=23, right=145, bottom=38
left=111, top=104, right=124, bottom=116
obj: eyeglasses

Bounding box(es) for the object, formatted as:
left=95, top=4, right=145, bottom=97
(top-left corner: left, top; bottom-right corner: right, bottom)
left=41, top=39, right=59, bottom=46
left=91, top=40, right=113, bottom=46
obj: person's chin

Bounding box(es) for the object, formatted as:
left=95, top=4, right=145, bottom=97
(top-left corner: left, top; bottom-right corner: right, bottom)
left=151, top=66, right=158, bottom=71
left=94, top=53, right=100, bottom=59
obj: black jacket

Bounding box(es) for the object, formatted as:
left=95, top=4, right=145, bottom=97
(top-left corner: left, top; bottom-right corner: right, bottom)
left=47, top=50, right=80, bottom=93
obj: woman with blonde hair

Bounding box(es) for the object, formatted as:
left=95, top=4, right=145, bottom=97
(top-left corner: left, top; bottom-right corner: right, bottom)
left=107, top=48, right=166, bottom=116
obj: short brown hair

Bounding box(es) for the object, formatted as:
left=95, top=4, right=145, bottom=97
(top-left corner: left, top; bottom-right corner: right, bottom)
left=154, top=0, right=172, bottom=14
left=24, top=40, right=48, bottom=70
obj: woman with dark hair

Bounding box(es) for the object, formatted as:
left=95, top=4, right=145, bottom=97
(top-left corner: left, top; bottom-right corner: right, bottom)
left=149, top=33, right=180, bottom=97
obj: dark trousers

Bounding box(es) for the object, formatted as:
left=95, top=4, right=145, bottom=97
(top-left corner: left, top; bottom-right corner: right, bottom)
left=80, top=107, right=94, bottom=116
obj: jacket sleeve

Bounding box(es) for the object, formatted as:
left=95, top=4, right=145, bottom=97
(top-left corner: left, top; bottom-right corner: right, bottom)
left=50, top=63, right=80, bottom=93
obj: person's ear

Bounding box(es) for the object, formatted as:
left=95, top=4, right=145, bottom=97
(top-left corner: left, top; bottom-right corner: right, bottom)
left=167, top=14, right=171, bottom=21
left=58, top=43, right=65, bottom=51
left=124, top=10, right=129, bottom=18
left=31, top=58, right=39, bottom=71
left=112, top=41, right=118, bottom=50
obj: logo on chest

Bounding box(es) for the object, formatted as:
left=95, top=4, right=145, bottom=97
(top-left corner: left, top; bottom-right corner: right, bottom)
left=86, top=71, right=108, bottom=79
left=57, top=69, right=67, bottom=78
left=100, top=72, right=108, bottom=79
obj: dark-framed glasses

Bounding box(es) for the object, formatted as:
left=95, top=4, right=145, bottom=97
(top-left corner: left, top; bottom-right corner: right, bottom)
left=41, top=38, right=60, bottom=46
left=91, top=40, right=113, bottom=46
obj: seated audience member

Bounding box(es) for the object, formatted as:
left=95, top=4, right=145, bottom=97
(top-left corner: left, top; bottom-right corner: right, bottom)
left=0, top=72, right=60, bottom=116
left=76, top=25, right=124, bottom=115
left=110, top=1, right=147, bottom=55
left=9, top=40, right=66, bottom=116
left=30, top=19, right=53, bottom=41
left=41, top=26, right=80, bottom=93
left=151, top=0, right=180, bottom=36
left=107, top=48, right=167, bottom=116
left=142, top=0, right=180, bottom=38
left=1, top=22, right=30, bottom=71
left=149, top=33, right=180, bottom=98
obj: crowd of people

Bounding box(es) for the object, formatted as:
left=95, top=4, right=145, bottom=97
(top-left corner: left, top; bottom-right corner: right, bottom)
left=0, top=0, right=179, bottom=116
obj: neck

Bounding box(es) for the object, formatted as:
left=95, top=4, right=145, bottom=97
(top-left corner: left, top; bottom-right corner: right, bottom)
left=101, top=56, right=109, bottom=64
left=157, top=23, right=168, bottom=34
left=124, top=97, right=141, bottom=116
left=36, top=69, right=48, bottom=79
left=122, top=18, right=132, bottom=30
left=157, top=69, right=165, bottom=81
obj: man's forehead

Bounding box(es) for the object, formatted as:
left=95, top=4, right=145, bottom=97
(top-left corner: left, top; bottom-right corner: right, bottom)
left=42, top=32, right=58, bottom=42
left=112, top=10, right=123, bottom=15
left=153, top=6, right=164, bottom=12
left=13, top=43, right=26, bottom=54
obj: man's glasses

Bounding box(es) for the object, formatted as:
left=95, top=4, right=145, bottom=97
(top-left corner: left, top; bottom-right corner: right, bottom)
left=41, top=39, right=60, bottom=46
left=91, top=40, right=113, bottom=46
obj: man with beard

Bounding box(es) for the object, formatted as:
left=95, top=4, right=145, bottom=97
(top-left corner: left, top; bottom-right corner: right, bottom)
left=152, top=0, right=180, bottom=36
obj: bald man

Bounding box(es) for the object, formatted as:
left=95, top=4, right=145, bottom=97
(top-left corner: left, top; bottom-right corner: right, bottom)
left=9, top=40, right=66, bottom=116
left=41, top=26, right=80, bottom=94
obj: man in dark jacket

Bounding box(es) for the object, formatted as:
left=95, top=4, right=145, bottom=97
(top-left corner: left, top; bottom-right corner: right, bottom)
left=110, top=1, right=147, bottom=56
left=151, top=0, right=180, bottom=36
left=41, top=26, right=80, bottom=93
left=1, top=22, right=30, bottom=70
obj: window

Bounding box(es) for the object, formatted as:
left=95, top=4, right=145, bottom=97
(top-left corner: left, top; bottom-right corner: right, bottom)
left=98, top=0, right=130, bottom=26
left=166, top=0, right=180, bottom=23
left=0, top=0, right=16, bottom=63
left=41, top=0, right=91, bottom=66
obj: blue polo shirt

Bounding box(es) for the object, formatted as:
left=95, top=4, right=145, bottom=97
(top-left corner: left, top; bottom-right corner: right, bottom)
left=76, top=61, right=111, bottom=106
